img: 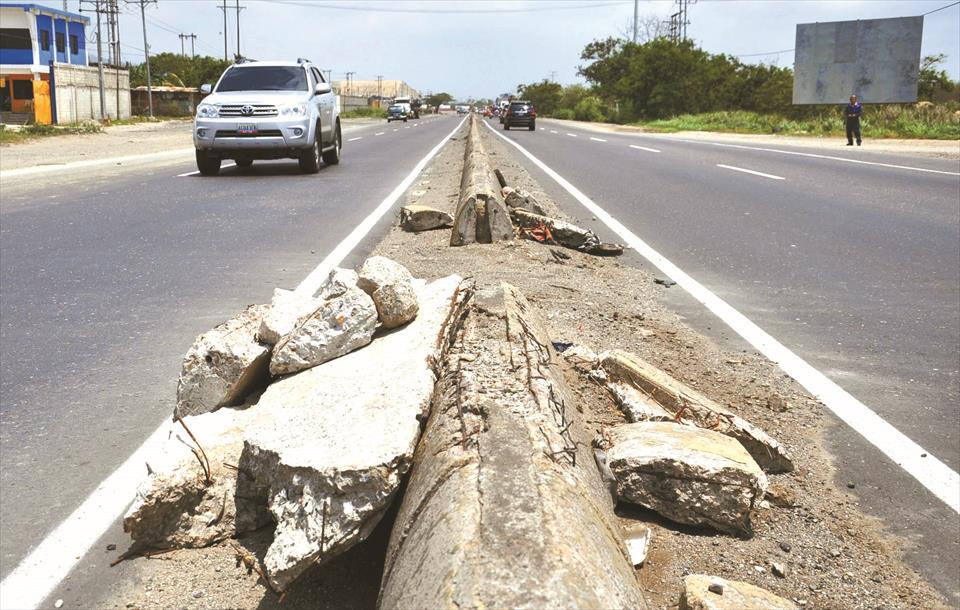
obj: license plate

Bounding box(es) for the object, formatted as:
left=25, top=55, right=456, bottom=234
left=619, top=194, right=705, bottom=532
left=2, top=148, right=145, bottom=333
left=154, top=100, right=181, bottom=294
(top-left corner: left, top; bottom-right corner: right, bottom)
left=237, top=124, right=257, bottom=135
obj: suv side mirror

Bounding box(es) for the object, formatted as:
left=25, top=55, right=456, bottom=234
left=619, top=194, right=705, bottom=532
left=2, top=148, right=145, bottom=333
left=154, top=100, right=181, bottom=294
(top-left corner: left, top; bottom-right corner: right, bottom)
left=315, top=82, right=332, bottom=95
left=200, top=84, right=212, bottom=94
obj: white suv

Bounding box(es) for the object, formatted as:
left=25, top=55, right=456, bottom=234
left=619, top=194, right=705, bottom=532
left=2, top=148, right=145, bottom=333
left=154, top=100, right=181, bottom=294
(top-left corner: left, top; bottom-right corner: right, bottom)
left=194, top=59, right=341, bottom=175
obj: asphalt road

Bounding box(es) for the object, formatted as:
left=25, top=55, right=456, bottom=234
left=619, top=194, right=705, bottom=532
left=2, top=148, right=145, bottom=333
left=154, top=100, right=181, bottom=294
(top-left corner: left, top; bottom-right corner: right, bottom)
left=490, top=117, right=960, bottom=601
left=0, top=114, right=460, bottom=604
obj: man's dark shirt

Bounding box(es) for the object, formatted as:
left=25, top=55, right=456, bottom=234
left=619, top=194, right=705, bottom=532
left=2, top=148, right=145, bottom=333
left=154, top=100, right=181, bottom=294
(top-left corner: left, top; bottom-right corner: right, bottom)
left=845, top=102, right=862, bottom=123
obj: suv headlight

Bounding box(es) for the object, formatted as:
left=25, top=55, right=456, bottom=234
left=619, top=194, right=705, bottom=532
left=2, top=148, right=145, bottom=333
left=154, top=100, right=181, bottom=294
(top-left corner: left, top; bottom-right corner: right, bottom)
left=197, top=103, right=219, bottom=118
left=279, top=103, right=308, bottom=117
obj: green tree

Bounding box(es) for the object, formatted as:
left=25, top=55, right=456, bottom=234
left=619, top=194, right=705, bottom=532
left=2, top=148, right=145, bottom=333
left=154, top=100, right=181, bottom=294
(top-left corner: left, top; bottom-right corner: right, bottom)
left=129, top=53, right=232, bottom=88
left=426, top=92, right=454, bottom=107
left=517, top=80, right=562, bottom=115
left=918, top=54, right=956, bottom=101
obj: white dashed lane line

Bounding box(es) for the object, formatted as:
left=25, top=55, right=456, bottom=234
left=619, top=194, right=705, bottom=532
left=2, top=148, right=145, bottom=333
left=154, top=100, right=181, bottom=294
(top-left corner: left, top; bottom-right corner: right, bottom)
left=629, top=144, right=661, bottom=153
left=348, top=136, right=363, bottom=142
left=550, top=130, right=558, bottom=134
left=717, top=164, right=785, bottom=180
left=589, top=137, right=607, bottom=142
left=375, top=132, right=385, bottom=136
left=176, top=162, right=236, bottom=177
left=566, top=133, right=578, bottom=137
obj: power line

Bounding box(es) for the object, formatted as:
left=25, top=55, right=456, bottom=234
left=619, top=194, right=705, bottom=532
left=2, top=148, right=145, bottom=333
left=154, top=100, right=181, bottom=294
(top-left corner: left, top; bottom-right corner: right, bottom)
left=265, top=0, right=629, bottom=14
left=735, top=48, right=794, bottom=58
left=922, top=1, right=959, bottom=16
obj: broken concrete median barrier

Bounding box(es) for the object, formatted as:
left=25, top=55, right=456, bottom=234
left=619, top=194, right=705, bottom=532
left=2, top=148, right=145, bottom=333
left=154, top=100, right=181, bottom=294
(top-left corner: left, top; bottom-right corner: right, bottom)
left=600, top=350, right=794, bottom=473
left=450, top=116, right=514, bottom=246
left=269, top=287, right=378, bottom=376
left=603, top=422, right=768, bottom=536
left=257, top=288, right=322, bottom=346
left=175, top=304, right=272, bottom=418
left=399, top=204, right=453, bottom=232
left=681, top=574, right=798, bottom=610
left=511, top=208, right=624, bottom=255
left=378, top=282, right=648, bottom=610
left=357, top=256, right=420, bottom=328
left=234, top=275, right=464, bottom=591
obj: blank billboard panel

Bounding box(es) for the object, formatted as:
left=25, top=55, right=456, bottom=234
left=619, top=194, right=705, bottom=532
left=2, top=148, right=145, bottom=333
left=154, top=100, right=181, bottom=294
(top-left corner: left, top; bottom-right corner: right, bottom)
left=793, top=16, right=923, bottom=104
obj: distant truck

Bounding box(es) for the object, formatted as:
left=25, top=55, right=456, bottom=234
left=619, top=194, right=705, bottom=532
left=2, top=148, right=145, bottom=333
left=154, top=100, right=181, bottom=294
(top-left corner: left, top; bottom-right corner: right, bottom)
left=393, top=96, right=421, bottom=119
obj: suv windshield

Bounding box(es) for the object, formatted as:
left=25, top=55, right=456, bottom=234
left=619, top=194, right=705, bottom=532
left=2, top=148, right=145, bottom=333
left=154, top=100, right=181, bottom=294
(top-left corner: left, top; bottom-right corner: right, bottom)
left=216, top=66, right=308, bottom=92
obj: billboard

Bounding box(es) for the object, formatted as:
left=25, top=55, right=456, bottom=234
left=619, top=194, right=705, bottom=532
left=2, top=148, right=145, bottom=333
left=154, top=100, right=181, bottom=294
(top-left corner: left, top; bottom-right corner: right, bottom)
left=793, top=16, right=924, bottom=104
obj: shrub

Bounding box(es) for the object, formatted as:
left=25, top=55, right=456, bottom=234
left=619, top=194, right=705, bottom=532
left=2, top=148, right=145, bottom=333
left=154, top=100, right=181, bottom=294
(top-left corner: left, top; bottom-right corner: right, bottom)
left=574, top=96, right=606, bottom=122
left=341, top=107, right=387, bottom=119
left=552, top=108, right=575, bottom=120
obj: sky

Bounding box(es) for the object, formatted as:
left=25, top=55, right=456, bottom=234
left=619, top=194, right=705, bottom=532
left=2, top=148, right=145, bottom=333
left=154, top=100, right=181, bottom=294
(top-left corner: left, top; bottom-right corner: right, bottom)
left=34, top=0, right=960, bottom=100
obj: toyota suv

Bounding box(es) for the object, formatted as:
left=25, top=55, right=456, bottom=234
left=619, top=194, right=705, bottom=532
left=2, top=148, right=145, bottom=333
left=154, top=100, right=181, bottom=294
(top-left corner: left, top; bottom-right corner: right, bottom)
left=194, top=59, right=341, bottom=175
left=502, top=100, right=536, bottom=131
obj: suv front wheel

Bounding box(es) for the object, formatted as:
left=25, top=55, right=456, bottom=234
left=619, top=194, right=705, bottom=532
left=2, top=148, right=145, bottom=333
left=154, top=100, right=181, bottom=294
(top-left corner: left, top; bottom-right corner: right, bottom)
left=322, top=122, right=341, bottom=166
left=196, top=151, right=221, bottom=176
left=298, top=127, right=322, bottom=174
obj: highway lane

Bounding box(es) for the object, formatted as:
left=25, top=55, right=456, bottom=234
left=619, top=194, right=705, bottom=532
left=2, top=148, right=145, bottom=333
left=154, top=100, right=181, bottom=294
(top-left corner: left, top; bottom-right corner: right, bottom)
left=0, top=114, right=458, bottom=596
left=489, top=117, right=960, bottom=599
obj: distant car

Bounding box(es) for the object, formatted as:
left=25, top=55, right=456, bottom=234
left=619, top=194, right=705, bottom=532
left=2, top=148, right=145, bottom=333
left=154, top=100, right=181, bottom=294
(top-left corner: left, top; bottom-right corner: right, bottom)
left=387, top=104, right=408, bottom=122
left=483, top=107, right=493, bottom=118
left=193, top=59, right=341, bottom=175
left=456, top=105, right=469, bottom=115
left=503, top=100, right=536, bottom=131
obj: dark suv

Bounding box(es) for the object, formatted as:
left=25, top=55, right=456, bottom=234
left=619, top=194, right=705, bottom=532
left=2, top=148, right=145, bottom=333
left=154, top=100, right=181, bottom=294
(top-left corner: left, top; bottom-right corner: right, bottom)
left=503, top=101, right=536, bottom=131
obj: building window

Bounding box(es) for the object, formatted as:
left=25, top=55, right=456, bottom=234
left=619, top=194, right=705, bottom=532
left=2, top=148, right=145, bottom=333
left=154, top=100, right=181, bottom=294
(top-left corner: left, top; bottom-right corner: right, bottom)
left=55, top=32, right=65, bottom=53
left=40, top=30, right=51, bottom=51
left=12, top=80, right=34, bottom=100
left=69, top=34, right=78, bottom=55
left=0, top=28, right=33, bottom=50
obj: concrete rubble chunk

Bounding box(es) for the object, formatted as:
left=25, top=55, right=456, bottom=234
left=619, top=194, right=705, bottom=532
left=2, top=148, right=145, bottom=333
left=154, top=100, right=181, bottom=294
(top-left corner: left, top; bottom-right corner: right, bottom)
left=502, top=185, right=547, bottom=215
left=562, top=343, right=599, bottom=372
left=175, top=304, right=271, bottom=418
left=600, top=350, right=794, bottom=473
left=317, top=267, right=359, bottom=301
left=357, top=256, right=420, bottom=328
left=258, top=288, right=323, bottom=346
left=681, top=575, right=799, bottom=610
left=399, top=204, right=454, bottom=232
left=269, top=287, right=377, bottom=376
left=511, top=208, right=623, bottom=255
left=379, top=281, right=648, bottom=610
left=608, top=381, right=675, bottom=423
left=624, top=523, right=652, bottom=566
left=605, top=422, right=768, bottom=536
left=123, top=407, right=262, bottom=548
left=235, top=275, right=464, bottom=591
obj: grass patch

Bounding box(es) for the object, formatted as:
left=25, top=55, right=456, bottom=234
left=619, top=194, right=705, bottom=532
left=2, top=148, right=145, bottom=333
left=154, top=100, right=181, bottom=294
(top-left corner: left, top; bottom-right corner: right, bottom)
left=341, top=107, right=387, bottom=119
left=0, top=120, right=103, bottom=144
left=633, top=107, right=960, bottom=140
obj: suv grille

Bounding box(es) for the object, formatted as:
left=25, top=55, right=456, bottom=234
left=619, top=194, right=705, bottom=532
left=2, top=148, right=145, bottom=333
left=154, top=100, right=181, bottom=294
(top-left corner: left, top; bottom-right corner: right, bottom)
left=215, top=129, right=283, bottom=137
left=218, top=104, right=278, bottom=117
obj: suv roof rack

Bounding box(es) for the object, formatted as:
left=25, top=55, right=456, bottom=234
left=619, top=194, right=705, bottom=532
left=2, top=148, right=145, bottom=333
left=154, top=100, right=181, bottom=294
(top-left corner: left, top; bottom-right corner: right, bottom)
left=297, top=57, right=312, bottom=64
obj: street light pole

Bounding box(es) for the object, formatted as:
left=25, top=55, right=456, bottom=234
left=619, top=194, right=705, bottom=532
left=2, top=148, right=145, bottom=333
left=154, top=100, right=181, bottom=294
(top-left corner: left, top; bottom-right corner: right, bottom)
left=632, top=0, right=638, bottom=43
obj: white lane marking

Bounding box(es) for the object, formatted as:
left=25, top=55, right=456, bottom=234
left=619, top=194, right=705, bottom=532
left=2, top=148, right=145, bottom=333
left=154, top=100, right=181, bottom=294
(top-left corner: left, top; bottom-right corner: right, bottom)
left=393, top=128, right=399, bottom=132
left=655, top=136, right=960, bottom=177
left=403, top=126, right=410, bottom=129
left=484, top=119, right=960, bottom=513
left=539, top=127, right=545, bottom=131
left=589, top=137, right=608, bottom=142
left=176, top=162, right=236, bottom=178
left=348, top=136, right=363, bottom=142
left=629, top=144, right=661, bottom=153
left=1, top=148, right=194, bottom=179
left=717, top=164, right=785, bottom=181
left=295, top=115, right=468, bottom=295
left=0, top=116, right=469, bottom=610
left=566, top=133, right=578, bottom=137
left=375, top=131, right=385, bottom=136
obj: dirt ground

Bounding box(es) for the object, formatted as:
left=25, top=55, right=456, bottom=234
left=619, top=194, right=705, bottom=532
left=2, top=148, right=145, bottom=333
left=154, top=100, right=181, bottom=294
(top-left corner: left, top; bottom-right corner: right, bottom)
left=553, top=117, right=960, bottom=160
left=95, top=118, right=950, bottom=610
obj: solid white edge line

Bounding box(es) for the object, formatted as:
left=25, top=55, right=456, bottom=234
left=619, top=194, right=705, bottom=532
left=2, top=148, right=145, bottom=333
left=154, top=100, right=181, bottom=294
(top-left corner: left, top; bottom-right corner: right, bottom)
left=629, top=144, right=661, bottom=153
left=566, top=133, right=578, bottom=137
left=550, top=130, right=558, bottom=134
left=483, top=119, right=960, bottom=513
left=657, top=136, right=960, bottom=176
left=589, top=137, right=608, bottom=142
left=176, top=162, right=236, bottom=178
left=716, top=164, right=785, bottom=180
left=375, top=131, right=385, bottom=136
left=1, top=148, right=195, bottom=179
left=348, top=136, right=363, bottom=141
left=0, top=116, right=468, bottom=610
left=294, top=115, right=468, bottom=295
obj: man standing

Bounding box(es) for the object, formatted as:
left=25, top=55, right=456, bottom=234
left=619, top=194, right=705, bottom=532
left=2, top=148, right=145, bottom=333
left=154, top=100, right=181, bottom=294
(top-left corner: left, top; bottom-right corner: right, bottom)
left=845, top=94, right=862, bottom=146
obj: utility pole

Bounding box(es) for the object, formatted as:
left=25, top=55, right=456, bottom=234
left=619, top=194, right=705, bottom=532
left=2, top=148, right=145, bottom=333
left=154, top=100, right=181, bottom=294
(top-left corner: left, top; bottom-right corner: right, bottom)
left=345, top=71, right=355, bottom=97
left=125, top=0, right=156, bottom=117
left=235, top=0, right=245, bottom=59
left=376, top=74, right=382, bottom=106
left=219, top=0, right=228, bottom=61
left=632, top=0, right=638, bottom=43
left=674, top=0, right=696, bottom=41
left=179, top=33, right=188, bottom=56
left=187, top=33, right=196, bottom=58
left=95, top=1, right=106, bottom=118
left=548, top=70, right=557, bottom=82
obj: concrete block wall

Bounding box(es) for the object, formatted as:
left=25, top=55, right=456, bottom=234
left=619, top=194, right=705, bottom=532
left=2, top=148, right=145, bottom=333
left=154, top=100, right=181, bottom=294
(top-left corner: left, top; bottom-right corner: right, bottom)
left=53, top=64, right=130, bottom=123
